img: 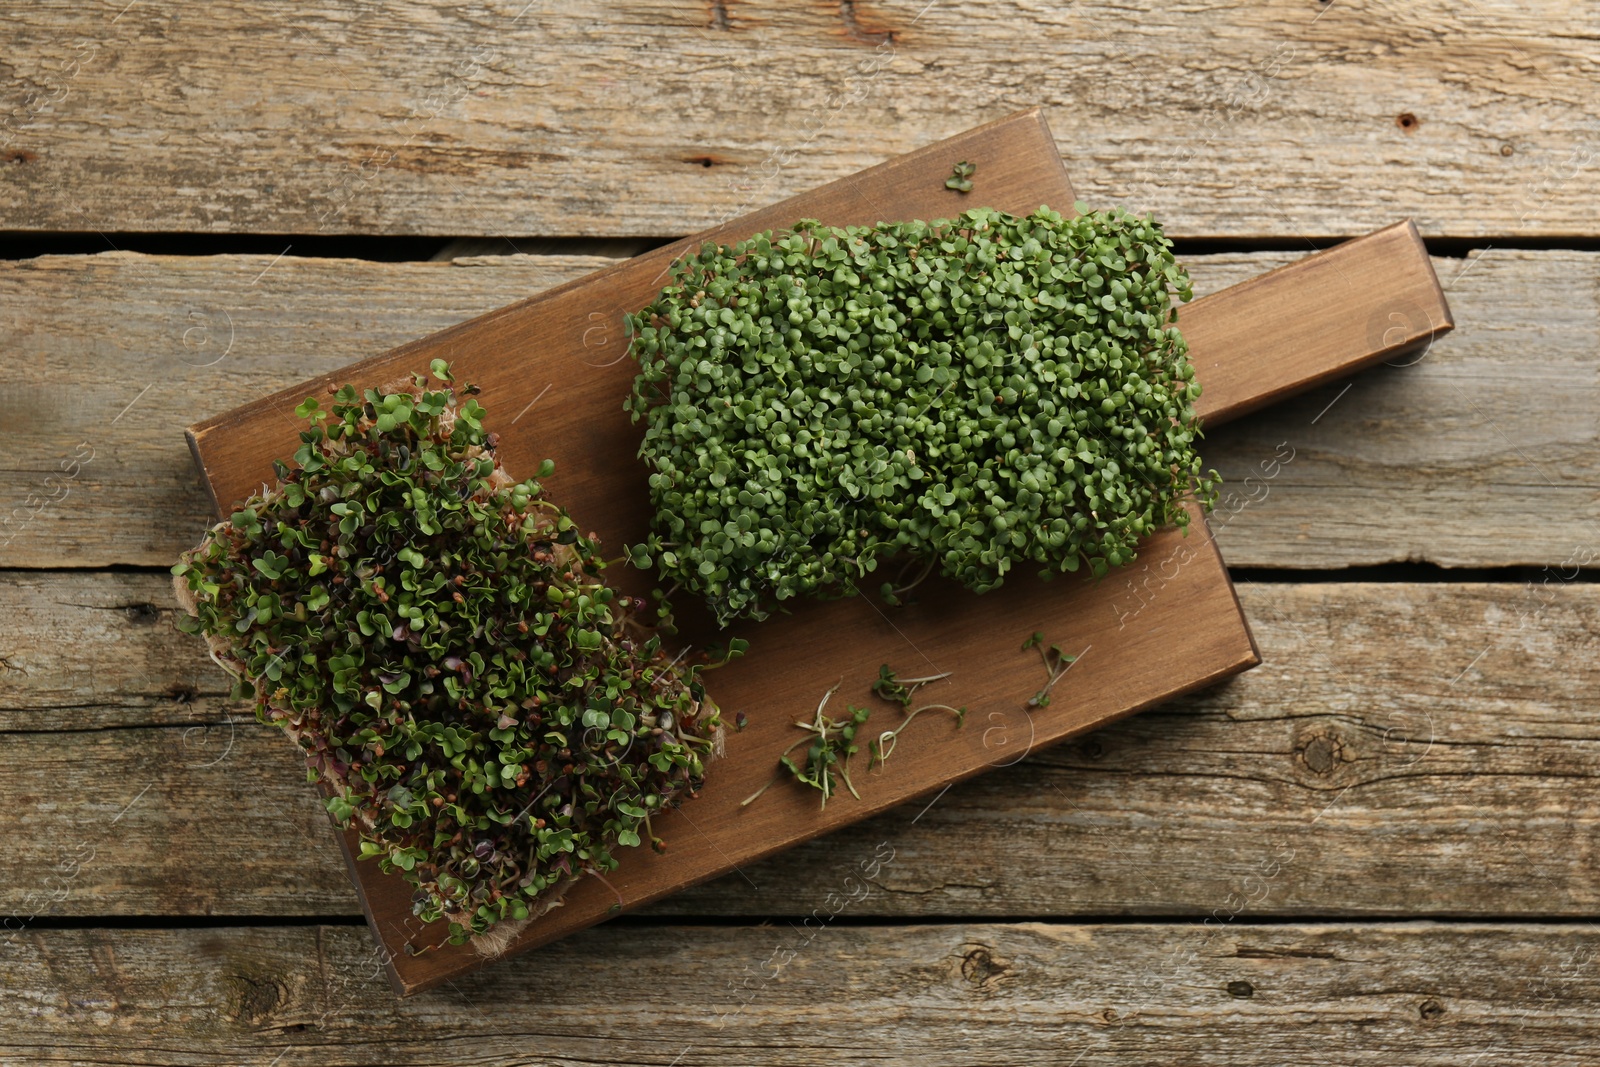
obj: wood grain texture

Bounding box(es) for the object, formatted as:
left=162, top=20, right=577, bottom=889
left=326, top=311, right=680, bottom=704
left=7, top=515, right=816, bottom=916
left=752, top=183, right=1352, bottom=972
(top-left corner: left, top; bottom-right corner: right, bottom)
left=8, top=580, right=1598, bottom=921
left=0, top=251, right=616, bottom=568
left=0, top=571, right=209, bottom=728
left=2, top=1, right=1596, bottom=239
left=4, top=922, right=1600, bottom=1065
left=1201, top=246, right=1600, bottom=569
left=0, top=248, right=1582, bottom=571
left=1187, top=221, right=1449, bottom=426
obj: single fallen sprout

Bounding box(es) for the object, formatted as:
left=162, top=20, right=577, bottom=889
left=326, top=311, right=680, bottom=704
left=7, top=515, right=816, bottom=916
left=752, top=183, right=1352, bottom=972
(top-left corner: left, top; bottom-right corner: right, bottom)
left=870, top=702, right=967, bottom=768
left=172, top=360, right=724, bottom=950
left=871, top=663, right=952, bottom=707
left=868, top=663, right=964, bottom=768
left=1023, top=630, right=1076, bottom=708
left=945, top=160, right=976, bottom=193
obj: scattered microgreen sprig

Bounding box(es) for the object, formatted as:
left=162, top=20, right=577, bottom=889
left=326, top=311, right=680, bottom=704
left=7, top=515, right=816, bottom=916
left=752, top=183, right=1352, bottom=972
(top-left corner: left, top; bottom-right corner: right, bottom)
left=870, top=702, right=966, bottom=768
left=625, top=204, right=1217, bottom=627
left=741, top=681, right=871, bottom=810
left=1023, top=630, right=1076, bottom=707
left=871, top=663, right=952, bottom=707
left=945, top=160, right=976, bottom=193
left=868, top=663, right=964, bottom=766
left=172, top=362, right=727, bottom=948
left=746, top=666, right=969, bottom=807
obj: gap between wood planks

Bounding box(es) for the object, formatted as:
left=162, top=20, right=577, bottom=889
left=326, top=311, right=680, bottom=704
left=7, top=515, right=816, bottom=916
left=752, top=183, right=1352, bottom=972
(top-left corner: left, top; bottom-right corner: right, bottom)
left=2, top=562, right=1596, bottom=582
left=5, top=233, right=1600, bottom=264
left=17, top=913, right=1600, bottom=931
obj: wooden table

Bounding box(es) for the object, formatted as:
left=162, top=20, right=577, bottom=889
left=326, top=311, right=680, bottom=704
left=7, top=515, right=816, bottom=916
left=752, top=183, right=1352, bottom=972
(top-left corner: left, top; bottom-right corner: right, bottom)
left=3, top=3, right=1598, bottom=1063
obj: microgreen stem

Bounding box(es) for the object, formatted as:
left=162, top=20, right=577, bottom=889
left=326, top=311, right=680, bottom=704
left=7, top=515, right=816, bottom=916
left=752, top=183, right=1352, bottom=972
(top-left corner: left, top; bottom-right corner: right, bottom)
left=1024, top=633, right=1080, bottom=708
left=871, top=702, right=967, bottom=768
left=871, top=663, right=951, bottom=708
left=895, top=671, right=952, bottom=686
left=885, top=555, right=937, bottom=602
left=584, top=865, right=627, bottom=913
left=741, top=679, right=870, bottom=810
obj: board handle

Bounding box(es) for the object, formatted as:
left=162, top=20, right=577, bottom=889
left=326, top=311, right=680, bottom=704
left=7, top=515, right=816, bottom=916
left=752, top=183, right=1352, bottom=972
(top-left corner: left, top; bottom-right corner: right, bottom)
left=1181, top=220, right=1453, bottom=428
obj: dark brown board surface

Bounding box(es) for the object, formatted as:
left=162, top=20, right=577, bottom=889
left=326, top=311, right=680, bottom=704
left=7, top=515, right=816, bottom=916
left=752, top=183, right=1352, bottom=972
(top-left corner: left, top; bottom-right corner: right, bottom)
left=182, top=109, right=1449, bottom=993
left=1185, top=219, right=1452, bottom=426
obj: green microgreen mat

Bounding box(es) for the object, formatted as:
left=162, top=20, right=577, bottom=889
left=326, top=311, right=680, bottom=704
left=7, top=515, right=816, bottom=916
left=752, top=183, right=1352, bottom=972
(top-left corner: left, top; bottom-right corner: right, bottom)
left=625, top=204, right=1217, bottom=628
left=174, top=362, right=726, bottom=947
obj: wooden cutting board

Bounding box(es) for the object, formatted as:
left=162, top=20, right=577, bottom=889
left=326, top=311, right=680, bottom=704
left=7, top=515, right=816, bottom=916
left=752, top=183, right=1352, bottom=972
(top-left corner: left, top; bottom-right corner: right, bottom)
left=184, top=109, right=1451, bottom=995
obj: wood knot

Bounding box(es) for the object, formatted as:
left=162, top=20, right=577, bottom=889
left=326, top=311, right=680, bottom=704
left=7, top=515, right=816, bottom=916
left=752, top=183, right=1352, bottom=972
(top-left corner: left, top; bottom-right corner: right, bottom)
left=960, top=945, right=1010, bottom=989
left=1302, top=735, right=1336, bottom=774
left=1079, top=737, right=1105, bottom=761
left=168, top=683, right=198, bottom=704
left=1, top=149, right=37, bottom=165
left=226, top=974, right=283, bottom=1024
left=1395, top=112, right=1421, bottom=133
left=1419, top=997, right=1445, bottom=1022
left=1227, top=980, right=1254, bottom=999
left=839, top=0, right=897, bottom=45
left=1297, top=729, right=1348, bottom=776
left=124, top=602, right=161, bottom=624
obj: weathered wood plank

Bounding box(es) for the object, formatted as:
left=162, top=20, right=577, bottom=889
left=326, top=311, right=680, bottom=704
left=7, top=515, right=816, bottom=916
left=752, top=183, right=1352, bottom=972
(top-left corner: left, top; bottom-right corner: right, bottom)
left=0, top=252, right=611, bottom=568
left=3, top=2, right=1596, bottom=239
left=7, top=579, right=1597, bottom=918
left=0, top=571, right=214, bottom=727
left=3, top=922, right=1598, bottom=1064
left=1, top=248, right=1591, bottom=569
left=1202, top=247, right=1600, bottom=569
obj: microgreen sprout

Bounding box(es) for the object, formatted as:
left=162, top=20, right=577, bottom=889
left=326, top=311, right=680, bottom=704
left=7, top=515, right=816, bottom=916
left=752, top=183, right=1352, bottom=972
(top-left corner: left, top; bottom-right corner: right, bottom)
left=880, top=556, right=937, bottom=607
left=945, top=160, right=976, bottom=193
left=866, top=664, right=963, bottom=766
left=871, top=663, right=952, bottom=707
left=172, top=363, right=722, bottom=947
left=870, top=702, right=967, bottom=768
left=699, top=636, right=751, bottom=667
left=625, top=205, right=1217, bottom=627
left=742, top=680, right=871, bottom=810
left=1024, top=631, right=1076, bottom=708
